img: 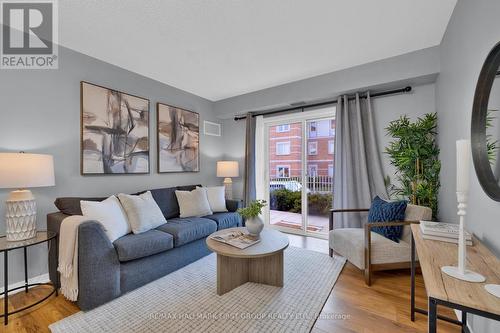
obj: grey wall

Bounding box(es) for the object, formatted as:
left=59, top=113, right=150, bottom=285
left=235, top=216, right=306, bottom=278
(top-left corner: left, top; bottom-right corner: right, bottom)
left=221, top=119, right=246, bottom=199
left=216, top=47, right=441, bottom=201
left=436, top=0, right=500, bottom=332
left=373, top=83, right=436, bottom=188
left=0, top=45, right=223, bottom=287
left=215, top=46, right=440, bottom=119
left=220, top=81, right=437, bottom=201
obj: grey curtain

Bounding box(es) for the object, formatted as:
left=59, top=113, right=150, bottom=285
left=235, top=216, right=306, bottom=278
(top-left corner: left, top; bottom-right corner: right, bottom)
left=333, top=92, right=387, bottom=228
left=244, top=113, right=256, bottom=206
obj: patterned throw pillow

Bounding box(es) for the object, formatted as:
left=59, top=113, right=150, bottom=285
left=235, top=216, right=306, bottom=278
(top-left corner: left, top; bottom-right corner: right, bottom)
left=368, top=196, right=407, bottom=243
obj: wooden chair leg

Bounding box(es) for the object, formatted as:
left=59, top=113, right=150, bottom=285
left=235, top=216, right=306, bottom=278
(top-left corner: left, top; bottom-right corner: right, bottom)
left=364, top=224, right=372, bottom=286
left=364, top=266, right=371, bottom=286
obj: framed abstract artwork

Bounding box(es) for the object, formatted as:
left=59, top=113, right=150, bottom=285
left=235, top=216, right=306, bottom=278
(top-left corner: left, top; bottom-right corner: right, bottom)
left=157, top=103, right=200, bottom=173
left=80, top=81, right=150, bottom=174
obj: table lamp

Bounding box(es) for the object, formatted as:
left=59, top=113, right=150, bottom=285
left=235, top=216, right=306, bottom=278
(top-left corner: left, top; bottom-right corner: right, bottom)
left=0, top=152, right=55, bottom=241
left=216, top=161, right=239, bottom=200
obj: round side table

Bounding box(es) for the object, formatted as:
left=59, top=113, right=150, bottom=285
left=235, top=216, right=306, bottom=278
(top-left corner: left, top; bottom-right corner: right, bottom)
left=0, top=231, right=58, bottom=325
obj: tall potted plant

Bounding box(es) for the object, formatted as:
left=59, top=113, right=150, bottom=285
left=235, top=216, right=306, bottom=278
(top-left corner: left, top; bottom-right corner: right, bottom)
left=385, top=113, right=441, bottom=218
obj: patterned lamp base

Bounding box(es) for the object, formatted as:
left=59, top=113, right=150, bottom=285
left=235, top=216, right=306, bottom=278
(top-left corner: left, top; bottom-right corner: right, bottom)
left=5, top=190, right=37, bottom=241
left=223, top=178, right=233, bottom=200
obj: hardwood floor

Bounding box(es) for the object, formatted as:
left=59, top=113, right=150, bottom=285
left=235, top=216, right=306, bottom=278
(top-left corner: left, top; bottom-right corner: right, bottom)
left=1, top=234, right=460, bottom=333
left=287, top=234, right=460, bottom=333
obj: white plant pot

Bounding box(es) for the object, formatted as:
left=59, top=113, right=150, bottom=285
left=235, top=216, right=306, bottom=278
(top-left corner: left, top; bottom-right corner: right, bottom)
left=245, top=216, right=264, bottom=236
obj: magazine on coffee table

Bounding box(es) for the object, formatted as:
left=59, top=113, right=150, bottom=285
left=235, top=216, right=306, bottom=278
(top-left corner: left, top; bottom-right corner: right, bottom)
left=210, top=230, right=260, bottom=249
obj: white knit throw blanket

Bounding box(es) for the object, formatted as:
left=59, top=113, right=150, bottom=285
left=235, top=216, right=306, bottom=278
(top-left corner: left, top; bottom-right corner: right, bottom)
left=58, top=215, right=89, bottom=302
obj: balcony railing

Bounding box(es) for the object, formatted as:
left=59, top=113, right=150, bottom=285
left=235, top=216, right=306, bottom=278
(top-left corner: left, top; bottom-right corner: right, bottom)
left=270, top=176, right=333, bottom=193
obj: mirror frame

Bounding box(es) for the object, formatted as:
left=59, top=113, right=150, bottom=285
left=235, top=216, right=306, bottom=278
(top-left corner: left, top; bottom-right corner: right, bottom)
left=471, top=41, right=500, bottom=201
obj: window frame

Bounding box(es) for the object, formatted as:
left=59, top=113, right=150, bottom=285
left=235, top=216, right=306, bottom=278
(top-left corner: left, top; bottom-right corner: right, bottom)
left=275, top=141, right=291, bottom=155
left=328, top=164, right=334, bottom=177
left=330, top=119, right=335, bottom=136
left=328, top=140, right=334, bottom=154
left=276, top=124, right=290, bottom=133
left=276, top=165, right=291, bottom=178
left=308, top=164, right=318, bottom=177
left=309, top=121, right=317, bottom=138
left=308, top=141, right=318, bottom=155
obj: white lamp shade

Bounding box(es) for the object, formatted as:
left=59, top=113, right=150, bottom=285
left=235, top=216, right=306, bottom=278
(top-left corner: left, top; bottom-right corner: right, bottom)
left=217, top=161, right=239, bottom=178
left=0, top=153, right=55, bottom=189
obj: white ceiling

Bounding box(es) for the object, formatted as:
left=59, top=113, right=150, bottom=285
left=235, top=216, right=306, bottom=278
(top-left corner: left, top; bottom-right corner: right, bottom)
left=59, top=0, right=456, bottom=101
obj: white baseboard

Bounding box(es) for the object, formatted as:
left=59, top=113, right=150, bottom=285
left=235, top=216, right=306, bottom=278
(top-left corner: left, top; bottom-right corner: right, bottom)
left=0, top=273, right=51, bottom=297
left=455, top=309, right=474, bottom=333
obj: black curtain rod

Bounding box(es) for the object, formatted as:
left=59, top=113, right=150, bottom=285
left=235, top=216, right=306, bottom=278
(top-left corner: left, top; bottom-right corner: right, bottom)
left=234, top=86, right=412, bottom=121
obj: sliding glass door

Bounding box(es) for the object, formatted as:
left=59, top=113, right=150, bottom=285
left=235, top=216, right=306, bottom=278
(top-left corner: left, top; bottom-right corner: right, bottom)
left=305, top=118, right=335, bottom=235
left=264, top=107, right=335, bottom=238
left=268, top=121, right=304, bottom=231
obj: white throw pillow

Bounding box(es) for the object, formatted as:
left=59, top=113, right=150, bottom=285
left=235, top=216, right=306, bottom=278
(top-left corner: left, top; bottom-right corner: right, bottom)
left=80, top=195, right=131, bottom=242
left=117, top=191, right=167, bottom=234
left=197, top=186, right=227, bottom=213
left=175, top=188, right=213, bottom=218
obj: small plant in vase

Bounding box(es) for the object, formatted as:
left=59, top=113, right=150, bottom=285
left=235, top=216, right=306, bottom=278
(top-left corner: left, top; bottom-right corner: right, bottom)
left=237, top=200, right=267, bottom=237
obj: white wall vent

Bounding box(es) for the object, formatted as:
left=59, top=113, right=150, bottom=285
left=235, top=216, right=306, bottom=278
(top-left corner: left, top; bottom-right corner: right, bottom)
left=204, top=121, right=222, bottom=136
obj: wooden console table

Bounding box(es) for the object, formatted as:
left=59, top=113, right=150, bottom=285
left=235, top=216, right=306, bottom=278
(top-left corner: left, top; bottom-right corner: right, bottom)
left=410, top=224, right=500, bottom=332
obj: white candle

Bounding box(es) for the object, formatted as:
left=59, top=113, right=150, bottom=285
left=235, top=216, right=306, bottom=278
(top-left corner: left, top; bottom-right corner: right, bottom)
left=456, top=139, right=471, bottom=193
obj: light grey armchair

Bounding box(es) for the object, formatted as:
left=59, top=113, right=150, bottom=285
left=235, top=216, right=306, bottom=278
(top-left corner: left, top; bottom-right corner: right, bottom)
left=328, top=204, right=432, bottom=286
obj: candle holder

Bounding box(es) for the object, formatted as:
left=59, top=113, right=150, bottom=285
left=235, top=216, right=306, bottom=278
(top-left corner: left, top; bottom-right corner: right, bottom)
left=485, top=284, right=500, bottom=298
left=441, top=191, right=485, bottom=282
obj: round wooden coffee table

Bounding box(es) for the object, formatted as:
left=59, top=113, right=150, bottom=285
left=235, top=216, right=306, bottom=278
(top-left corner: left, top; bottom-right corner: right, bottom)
left=206, top=227, right=289, bottom=295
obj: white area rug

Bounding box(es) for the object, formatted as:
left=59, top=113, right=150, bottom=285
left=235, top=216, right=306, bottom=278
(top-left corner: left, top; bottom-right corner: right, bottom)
left=50, top=246, right=345, bottom=333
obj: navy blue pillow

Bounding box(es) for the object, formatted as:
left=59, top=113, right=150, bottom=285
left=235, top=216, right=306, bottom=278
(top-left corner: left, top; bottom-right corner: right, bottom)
left=368, top=196, right=407, bottom=243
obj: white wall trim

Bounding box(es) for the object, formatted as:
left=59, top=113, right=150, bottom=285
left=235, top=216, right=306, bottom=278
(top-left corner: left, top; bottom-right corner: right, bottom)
left=0, top=273, right=51, bottom=298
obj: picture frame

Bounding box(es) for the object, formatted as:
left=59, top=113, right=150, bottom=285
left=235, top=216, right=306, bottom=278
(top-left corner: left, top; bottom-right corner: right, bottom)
left=80, top=81, right=150, bottom=175
left=157, top=102, right=200, bottom=173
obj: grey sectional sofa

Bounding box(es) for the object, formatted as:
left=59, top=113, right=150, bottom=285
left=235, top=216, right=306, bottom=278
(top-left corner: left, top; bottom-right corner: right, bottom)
left=47, top=185, right=242, bottom=310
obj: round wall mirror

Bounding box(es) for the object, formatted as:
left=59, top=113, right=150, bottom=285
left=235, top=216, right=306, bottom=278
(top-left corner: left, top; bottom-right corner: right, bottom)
left=471, top=42, right=500, bottom=201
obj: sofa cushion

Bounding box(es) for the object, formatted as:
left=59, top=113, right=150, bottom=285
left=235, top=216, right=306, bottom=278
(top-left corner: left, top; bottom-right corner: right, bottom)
left=113, top=229, right=173, bottom=262
left=176, top=184, right=200, bottom=192
left=148, top=187, right=179, bottom=219
left=81, top=195, right=131, bottom=242
left=54, top=197, right=106, bottom=215
left=197, top=186, right=228, bottom=212
left=133, top=185, right=202, bottom=219
left=204, top=212, right=242, bottom=230
left=118, top=191, right=167, bottom=234
left=156, top=217, right=216, bottom=247
left=175, top=188, right=213, bottom=218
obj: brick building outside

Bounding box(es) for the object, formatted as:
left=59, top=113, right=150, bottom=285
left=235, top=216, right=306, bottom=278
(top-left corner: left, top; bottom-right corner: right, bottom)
left=269, top=119, right=335, bottom=179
